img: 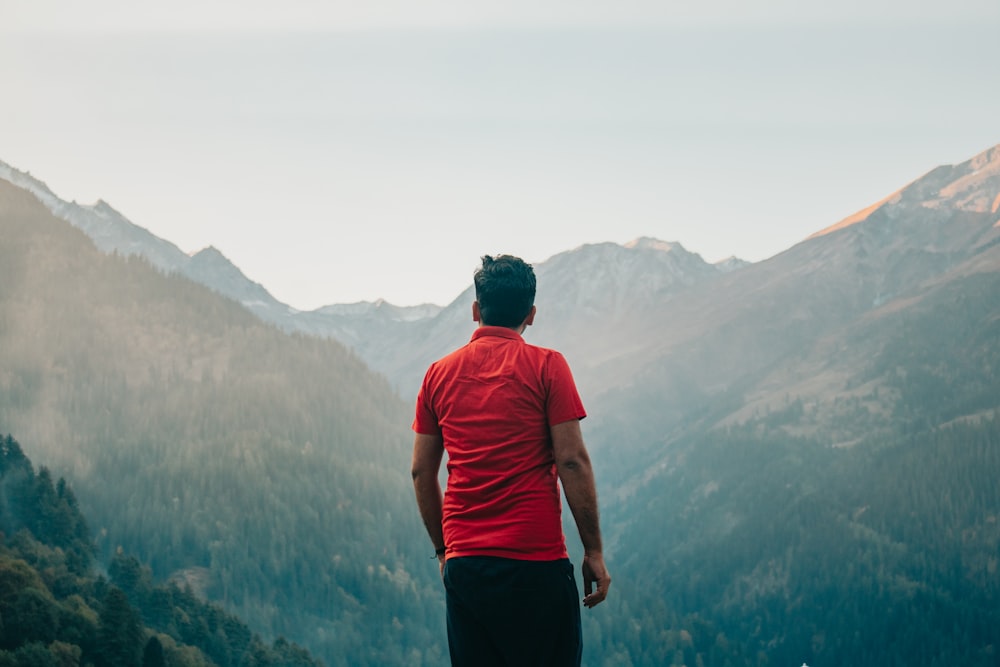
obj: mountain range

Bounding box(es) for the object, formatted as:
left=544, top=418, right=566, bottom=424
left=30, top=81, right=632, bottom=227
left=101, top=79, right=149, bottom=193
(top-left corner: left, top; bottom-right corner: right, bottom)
left=2, top=144, right=999, bottom=666
left=0, top=158, right=743, bottom=392
left=0, top=159, right=444, bottom=347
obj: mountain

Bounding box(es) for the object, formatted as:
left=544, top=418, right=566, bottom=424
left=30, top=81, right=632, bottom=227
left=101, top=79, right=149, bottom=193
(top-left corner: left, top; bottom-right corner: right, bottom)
left=0, top=179, right=445, bottom=666
left=581, top=145, right=1000, bottom=665
left=0, top=160, right=443, bottom=350
left=615, top=143, right=1000, bottom=443
left=0, top=159, right=305, bottom=326
left=0, top=160, right=739, bottom=391
left=395, top=146, right=1000, bottom=415
left=355, top=138, right=998, bottom=411
left=357, top=236, right=748, bottom=399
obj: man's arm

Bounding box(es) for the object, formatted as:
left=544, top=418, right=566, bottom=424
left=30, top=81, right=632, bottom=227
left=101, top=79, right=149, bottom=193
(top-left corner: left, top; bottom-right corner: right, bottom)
left=411, top=432, right=446, bottom=573
left=551, top=419, right=611, bottom=608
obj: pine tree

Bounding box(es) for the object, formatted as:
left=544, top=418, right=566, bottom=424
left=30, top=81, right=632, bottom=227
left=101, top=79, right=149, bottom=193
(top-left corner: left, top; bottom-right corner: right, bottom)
left=141, top=637, right=166, bottom=667
left=97, top=587, right=142, bottom=667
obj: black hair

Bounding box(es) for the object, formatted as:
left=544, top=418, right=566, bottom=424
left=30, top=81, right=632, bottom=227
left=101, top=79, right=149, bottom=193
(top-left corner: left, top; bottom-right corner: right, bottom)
left=473, top=254, right=536, bottom=328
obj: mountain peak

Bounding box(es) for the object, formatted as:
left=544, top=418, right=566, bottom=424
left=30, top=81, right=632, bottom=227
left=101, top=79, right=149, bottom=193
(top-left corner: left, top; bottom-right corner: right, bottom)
left=810, top=143, right=1000, bottom=241
left=624, top=237, right=684, bottom=253
left=898, top=143, right=1000, bottom=213
left=714, top=256, right=751, bottom=273
left=191, top=245, right=226, bottom=259
left=969, top=143, right=1000, bottom=171
left=91, top=199, right=121, bottom=216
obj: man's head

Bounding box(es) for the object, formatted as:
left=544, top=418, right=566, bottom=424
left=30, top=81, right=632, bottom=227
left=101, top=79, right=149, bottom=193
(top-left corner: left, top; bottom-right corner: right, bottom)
left=473, top=254, right=536, bottom=329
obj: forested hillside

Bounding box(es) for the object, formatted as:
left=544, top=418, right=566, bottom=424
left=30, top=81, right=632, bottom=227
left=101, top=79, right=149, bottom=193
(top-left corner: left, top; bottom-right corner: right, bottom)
left=587, top=416, right=1000, bottom=666
left=0, top=181, right=446, bottom=666
left=0, top=433, right=322, bottom=666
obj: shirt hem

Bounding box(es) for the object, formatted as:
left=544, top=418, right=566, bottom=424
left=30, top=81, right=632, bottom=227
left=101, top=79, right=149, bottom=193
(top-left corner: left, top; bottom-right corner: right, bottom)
left=445, top=547, right=569, bottom=561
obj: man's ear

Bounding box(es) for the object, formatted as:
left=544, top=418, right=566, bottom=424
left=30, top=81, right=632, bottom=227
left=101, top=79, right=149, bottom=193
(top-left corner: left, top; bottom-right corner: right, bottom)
left=472, top=301, right=481, bottom=323
left=523, top=305, right=536, bottom=327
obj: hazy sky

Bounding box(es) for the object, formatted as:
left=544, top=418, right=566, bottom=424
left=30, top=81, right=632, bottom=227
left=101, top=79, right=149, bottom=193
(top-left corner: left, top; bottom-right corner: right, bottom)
left=2, top=1, right=998, bottom=308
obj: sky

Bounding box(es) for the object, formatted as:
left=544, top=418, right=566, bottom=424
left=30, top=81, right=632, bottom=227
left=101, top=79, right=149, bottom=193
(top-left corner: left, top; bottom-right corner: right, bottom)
left=2, top=0, right=998, bottom=308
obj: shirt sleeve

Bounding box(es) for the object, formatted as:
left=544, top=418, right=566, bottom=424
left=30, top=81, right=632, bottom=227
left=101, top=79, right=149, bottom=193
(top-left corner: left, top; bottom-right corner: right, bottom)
left=544, top=351, right=587, bottom=426
left=412, top=368, right=443, bottom=436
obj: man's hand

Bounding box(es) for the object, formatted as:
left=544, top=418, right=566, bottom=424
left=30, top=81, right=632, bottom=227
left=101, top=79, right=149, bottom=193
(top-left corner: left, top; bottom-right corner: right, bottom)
left=551, top=420, right=610, bottom=608
left=438, top=553, right=446, bottom=578
left=582, top=552, right=610, bottom=608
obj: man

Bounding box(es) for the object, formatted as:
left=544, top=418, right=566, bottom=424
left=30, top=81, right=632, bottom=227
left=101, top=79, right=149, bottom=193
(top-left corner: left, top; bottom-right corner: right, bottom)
left=411, top=254, right=610, bottom=667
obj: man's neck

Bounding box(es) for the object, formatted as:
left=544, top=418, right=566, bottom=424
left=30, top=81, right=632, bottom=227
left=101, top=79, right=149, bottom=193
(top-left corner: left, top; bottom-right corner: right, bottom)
left=477, top=321, right=527, bottom=335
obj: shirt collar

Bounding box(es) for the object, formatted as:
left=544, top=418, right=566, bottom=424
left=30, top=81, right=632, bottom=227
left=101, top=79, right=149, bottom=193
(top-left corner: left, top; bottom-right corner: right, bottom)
left=470, top=326, right=525, bottom=343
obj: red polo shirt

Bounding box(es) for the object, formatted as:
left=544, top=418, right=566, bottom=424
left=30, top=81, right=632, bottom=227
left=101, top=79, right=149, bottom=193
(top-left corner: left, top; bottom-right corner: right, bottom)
left=413, top=326, right=586, bottom=561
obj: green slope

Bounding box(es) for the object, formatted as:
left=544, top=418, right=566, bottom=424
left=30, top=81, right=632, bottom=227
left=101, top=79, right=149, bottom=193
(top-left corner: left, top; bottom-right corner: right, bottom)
left=0, top=180, right=446, bottom=666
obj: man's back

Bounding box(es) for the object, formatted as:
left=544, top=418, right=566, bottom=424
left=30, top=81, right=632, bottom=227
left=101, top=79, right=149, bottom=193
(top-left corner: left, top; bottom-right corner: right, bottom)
left=414, top=325, right=585, bottom=560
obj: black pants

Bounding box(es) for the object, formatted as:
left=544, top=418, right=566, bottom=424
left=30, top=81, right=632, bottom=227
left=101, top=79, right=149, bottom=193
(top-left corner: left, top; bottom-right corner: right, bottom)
left=443, top=556, right=582, bottom=667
